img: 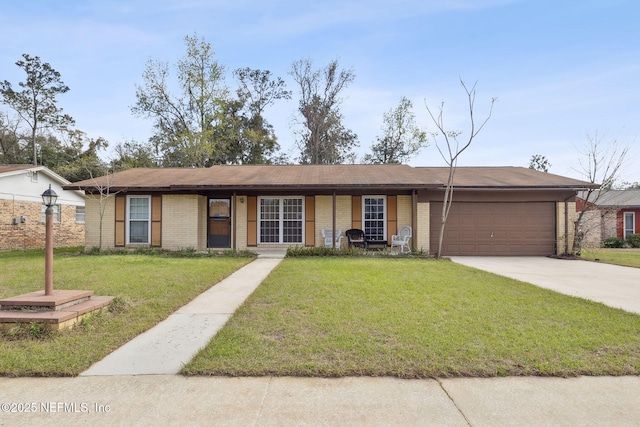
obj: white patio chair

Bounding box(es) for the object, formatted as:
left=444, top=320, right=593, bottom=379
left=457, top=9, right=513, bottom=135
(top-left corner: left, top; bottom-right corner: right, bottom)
left=321, top=228, right=343, bottom=248
left=391, top=226, right=412, bottom=253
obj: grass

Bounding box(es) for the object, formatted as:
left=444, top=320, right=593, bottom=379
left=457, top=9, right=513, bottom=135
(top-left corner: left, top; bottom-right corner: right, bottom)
left=581, top=248, right=640, bottom=268
left=0, top=249, right=252, bottom=376
left=183, top=257, right=640, bottom=378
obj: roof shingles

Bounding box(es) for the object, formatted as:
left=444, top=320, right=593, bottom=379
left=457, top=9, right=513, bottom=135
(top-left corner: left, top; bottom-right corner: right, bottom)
left=63, top=165, right=597, bottom=192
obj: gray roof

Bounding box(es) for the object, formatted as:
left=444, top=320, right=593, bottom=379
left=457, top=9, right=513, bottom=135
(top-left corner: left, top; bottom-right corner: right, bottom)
left=577, top=189, right=640, bottom=207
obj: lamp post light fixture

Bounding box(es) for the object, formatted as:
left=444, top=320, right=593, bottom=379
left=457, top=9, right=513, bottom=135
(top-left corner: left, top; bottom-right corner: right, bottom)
left=41, top=184, right=58, bottom=296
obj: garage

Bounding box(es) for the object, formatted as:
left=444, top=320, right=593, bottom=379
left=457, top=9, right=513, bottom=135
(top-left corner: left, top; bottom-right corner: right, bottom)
left=430, top=201, right=556, bottom=256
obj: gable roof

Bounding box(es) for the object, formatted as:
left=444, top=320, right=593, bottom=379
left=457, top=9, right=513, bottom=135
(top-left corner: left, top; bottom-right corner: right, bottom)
left=63, top=164, right=597, bottom=193
left=0, top=164, right=71, bottom=185
left=577, top=189, right=640, bottom=208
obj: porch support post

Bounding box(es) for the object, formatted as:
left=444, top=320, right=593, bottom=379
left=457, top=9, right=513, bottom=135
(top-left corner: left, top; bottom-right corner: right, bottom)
left=232, top=191, right=237, bottom=250
left=564, top=200, right=569, bottom=254
left=412, top=190, right=417, bottom=252
left=332, top=190, right=337, bottom=249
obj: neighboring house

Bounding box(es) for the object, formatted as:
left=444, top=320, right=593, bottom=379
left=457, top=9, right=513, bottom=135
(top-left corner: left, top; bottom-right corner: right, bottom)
left=64, top=165, right=596, bottom=256
left=0, top=165, right=85, bottom=251
left=576, top=189, right=640, bottom=247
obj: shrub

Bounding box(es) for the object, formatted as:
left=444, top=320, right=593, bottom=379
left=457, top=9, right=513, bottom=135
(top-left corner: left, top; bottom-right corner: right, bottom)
left=285, top=245, right=429, bottom=258
left=626, top=233, right=640, bottom=248
left=601, top=237, right=625, bottom=248
left=286, top=246, right=343, bottom=257
left=81, top=247, right=255, bottom=258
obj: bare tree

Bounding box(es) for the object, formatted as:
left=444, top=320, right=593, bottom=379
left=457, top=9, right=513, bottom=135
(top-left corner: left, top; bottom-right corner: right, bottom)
left=0, top=112, right=28, bottom=163
left=572, top=131, right=629, bottom=254
left=84, top=168, right=119, bottom=250
left=425, top=80, right=496, bottom=259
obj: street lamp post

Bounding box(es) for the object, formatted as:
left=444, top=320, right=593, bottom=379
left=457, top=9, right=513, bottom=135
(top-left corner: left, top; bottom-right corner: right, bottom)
left=41, top=184, right=58, bottom=296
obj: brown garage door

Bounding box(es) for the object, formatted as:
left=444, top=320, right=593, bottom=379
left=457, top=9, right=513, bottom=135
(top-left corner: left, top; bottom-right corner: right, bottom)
left=430, top=202, right=556, bottom=256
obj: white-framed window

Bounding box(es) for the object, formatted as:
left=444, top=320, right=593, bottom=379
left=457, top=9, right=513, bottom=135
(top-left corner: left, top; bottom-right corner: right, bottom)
left=363, top=196, right=386, bottom=241
left=75, top=206, right=85, bottom=223
left=127, top=196, right=151, bottom=244
left=258, top=197, right=304, bottom=244
left=624, top=212, right=635, bottom=238
left=40, top=205, right=60, bottom=222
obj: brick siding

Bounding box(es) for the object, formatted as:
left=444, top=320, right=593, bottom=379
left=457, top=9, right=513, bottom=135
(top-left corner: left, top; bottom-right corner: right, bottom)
left=314, top=195, right=352, bottom=249
left=416, top=202, right=430, bottom=254
left=556, top=201, right=577, bottom=253
left=84, top=195, right=115, bottom=250
left=0, top=199, right=84, bottom=250
left=161, top=194, right=204, bottom=251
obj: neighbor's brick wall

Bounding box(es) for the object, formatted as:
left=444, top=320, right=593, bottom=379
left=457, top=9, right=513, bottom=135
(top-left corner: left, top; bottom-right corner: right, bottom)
left=579, top=210, right=601, bottom=248
left=162, top=195, right=203, bottom=251
left=579, top=209, right=618, bottom=248
left=604, top=210, right=619, bottom=239
left=0, top=199, right=84, bottom=251
left=84, top=194, right=115, bottom=250
left=416, top=202, right=430, bottom=254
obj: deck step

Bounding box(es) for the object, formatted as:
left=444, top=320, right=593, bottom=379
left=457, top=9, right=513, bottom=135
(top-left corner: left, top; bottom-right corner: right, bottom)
left=0, top=290, right=94, bottom=311
left=0, top=291, right=114, bottom=330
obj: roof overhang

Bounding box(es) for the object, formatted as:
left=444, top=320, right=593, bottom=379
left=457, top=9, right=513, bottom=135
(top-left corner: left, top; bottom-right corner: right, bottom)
left=63, top=165, right=598, bottom=194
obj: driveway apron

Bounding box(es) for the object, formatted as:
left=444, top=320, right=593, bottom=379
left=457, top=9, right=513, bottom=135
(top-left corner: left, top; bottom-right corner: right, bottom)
left=450, top=256, right=640, bottom=315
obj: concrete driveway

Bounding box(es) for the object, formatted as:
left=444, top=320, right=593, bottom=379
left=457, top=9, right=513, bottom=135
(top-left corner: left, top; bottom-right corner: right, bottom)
left=450, top=257, right=640, bottom=315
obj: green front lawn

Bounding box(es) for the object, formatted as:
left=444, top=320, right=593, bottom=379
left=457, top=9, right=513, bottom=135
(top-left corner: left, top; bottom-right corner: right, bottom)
left=581, top=248, right=640, bottom=268
left=183, top=258, right=640, bottom=378
left=0, top=250, right=252, bottom=376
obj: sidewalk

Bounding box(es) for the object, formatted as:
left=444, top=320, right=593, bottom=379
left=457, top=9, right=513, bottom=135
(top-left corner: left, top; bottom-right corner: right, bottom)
left=82, top=250, right=285, bottom=376
left=1, top=375, right=639, bottom=426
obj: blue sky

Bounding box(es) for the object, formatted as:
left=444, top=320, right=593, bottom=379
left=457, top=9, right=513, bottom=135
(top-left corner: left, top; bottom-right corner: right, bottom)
left=1, top=0, right=639, bottom=183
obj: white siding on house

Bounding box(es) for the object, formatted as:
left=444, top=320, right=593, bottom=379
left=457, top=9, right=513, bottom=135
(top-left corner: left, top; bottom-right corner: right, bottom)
left=1, top=167, right=85, bottom=250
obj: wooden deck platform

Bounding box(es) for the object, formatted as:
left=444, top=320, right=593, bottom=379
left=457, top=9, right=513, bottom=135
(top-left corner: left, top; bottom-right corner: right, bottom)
left=0, top=290, right=114, bottom=330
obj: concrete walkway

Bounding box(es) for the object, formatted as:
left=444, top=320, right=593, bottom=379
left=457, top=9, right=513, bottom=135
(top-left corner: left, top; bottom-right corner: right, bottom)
left=82, top=251, right=285, bottom=376
left=450, top=256, right=640, bottom=314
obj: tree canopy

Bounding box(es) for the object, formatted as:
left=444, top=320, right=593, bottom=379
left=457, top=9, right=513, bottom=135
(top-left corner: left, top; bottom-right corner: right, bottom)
left=131, top=34, right=291, bottom=167
left=289, top=58, right=358, bottom=164
left=0, top=54, right=109, bottom=181
left=364, top=97, right=427, bottom=164
left=529, top=154, right=551, bottom=172
left=1, top=54, right=75, bottom=166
